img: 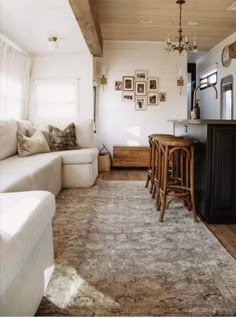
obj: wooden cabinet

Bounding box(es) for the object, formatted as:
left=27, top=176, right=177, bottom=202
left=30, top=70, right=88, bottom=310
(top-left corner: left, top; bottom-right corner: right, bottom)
left=174, top=121, right=236, bottom=224
left=113, top=145, right=150, bottom=167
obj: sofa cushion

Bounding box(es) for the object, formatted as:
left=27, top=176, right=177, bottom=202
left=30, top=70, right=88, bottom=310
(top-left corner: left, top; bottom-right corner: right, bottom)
left=17, top=120, right=32, bottom=136
left=48, top=123, right=78, bottom=151
left=17, top=131, right=50, bottom=157
left=0, top=191, right=55, bottom=295
left=0, top=119, right=17, bottom=160
left=0, top=153, right=62, bottom=195
left=75, top=119, right=95, bottom=148
left=55, top=148, right=98, bottom=164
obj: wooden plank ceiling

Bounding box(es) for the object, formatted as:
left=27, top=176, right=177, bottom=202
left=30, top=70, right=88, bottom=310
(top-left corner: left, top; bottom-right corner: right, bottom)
left=96, top=0, right=236, bottom=52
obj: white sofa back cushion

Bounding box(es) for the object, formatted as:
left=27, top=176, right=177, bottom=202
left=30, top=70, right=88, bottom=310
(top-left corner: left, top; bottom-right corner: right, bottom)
left=17, top=120, right=32, bottom=136
left=75, top=119, right=95, bottom=148
left=0, top=120, right=17, bottom=160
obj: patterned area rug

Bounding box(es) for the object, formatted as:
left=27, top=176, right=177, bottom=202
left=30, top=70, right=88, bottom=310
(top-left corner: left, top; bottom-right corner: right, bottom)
left=36, top=180, right=236, bottom=316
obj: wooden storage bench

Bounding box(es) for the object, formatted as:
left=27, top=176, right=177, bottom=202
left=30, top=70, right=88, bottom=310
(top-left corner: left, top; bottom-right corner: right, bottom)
left=112, top=145, right=150, bottom=168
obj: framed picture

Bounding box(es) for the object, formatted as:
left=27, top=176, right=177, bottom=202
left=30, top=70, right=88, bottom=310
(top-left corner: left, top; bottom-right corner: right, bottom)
left=115, top=81, right=122, bottom=91
left=135, top=81, right=147, bottom=96
left=147, top=93, right=159, bottom=105
left=135, top=97, right=147, bottom=111
left=123, top=76, right=134, bottom=91
left=159, top=92, right=167, bottom=102
left=135, top=70, right=148, bottom=81
left=122, top=92, right=134, bottom=102
left=147, top=77, right=159, bottom=92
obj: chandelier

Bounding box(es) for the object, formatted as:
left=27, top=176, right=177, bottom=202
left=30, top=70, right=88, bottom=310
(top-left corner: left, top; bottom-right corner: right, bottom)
left=164, top=0, right=198, bottom=54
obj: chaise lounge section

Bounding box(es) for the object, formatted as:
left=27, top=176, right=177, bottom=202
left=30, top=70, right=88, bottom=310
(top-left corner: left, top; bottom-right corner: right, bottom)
left=0, top=118, right=98, bottom=316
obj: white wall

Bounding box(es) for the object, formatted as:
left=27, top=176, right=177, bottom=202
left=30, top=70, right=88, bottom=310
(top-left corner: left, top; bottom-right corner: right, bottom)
left=96, top=41, right=187, bottom=153
left=30, top=52, right=94, bottom=124
left=196, top=32, right=236, bottom=119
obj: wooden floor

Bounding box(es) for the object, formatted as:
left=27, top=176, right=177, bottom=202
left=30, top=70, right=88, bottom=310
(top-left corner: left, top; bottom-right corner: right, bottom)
left=99, top=168, right=236, bottom=260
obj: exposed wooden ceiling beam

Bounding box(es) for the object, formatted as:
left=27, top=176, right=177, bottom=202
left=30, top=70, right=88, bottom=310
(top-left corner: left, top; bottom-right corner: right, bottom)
left=69, top=0, right=103, bottom=57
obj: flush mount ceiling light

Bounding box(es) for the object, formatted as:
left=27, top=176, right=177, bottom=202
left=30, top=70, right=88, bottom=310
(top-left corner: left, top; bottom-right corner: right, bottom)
left=164, top=0, right=198, bottom=54
left=48, top=37, right=58, bottom=50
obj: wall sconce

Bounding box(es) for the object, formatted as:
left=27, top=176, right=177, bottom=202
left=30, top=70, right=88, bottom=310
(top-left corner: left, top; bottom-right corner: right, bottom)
left=100, top=64, right=107, bottom=90
left=177, top=76, right=184, bottom=95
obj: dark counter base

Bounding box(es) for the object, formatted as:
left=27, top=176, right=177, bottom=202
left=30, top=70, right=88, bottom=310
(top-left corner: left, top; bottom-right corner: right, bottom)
left=174, top=122, right=236, bottom=224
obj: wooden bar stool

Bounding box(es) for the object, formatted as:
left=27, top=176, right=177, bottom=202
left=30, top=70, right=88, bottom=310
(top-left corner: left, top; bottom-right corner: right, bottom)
left=145, top=134, right=173, bottom=194
left=153, top=135, right=179, bottom=207
left=158, top=138, right=198, bottom=223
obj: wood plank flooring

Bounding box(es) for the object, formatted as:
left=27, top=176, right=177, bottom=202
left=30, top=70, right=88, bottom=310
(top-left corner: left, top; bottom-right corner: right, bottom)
left=99, top=168, right=236, bottom=260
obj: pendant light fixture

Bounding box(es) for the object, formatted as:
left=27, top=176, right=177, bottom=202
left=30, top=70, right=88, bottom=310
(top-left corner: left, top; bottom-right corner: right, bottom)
left=164, top=0, right=198, bottom=54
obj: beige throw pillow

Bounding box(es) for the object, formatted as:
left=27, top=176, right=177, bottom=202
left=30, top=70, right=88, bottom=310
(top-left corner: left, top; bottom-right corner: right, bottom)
left=17, top=130, right=51, bottom=157
left=48, top=123, right=78, bottom=151
left=27, top=126, right=52, bottom=149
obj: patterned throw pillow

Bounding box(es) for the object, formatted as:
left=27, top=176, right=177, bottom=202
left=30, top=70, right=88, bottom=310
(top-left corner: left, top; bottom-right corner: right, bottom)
left=17, top=130, right=51, bottom=157
left=48, top=123, right=78, bottom=151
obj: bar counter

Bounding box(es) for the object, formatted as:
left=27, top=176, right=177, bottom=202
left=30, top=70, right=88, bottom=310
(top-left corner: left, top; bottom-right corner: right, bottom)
left=170, top=119, right=236, bottom=224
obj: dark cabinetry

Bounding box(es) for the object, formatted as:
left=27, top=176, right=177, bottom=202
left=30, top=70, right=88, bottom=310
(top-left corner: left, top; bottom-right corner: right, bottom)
left=174, top=121, right=236, bottom=224
left=205, top=125, right=236, bottom=223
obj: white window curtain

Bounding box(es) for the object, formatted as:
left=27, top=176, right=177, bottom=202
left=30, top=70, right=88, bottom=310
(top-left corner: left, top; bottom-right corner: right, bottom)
left=0, top=38, right=32, bottom=120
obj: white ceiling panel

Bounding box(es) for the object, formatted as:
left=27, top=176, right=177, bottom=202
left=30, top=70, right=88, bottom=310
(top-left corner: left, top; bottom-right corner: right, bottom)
left=0, top=0, right=89, bottom=56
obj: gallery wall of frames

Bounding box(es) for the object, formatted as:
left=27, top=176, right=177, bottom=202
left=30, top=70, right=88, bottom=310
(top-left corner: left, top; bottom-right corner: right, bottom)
left=115, top=70, right=166, bottom=111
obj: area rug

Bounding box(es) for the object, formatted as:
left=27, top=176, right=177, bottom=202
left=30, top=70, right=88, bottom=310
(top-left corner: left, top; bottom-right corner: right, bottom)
left=36, top=180, right=236, bottom=316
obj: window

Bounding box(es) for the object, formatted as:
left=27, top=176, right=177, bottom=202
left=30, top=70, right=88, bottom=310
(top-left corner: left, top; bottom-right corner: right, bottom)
left=221, top=75, right=233, bottom=119
left=33, top=79, right=79, bottom=123
left=0, top=78, right=22, bottom=119
left=200, top=70, right=217, bottom=90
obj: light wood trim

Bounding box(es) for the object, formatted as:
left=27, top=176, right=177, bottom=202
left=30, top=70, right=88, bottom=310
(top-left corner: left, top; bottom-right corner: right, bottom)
left=69, top=0, right=103, bottom=57
left=229, top=41, right=236, bottom=59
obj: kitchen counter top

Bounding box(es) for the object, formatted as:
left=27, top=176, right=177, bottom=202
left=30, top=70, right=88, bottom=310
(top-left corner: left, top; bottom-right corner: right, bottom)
left=170, top=119, right=236, bottom=125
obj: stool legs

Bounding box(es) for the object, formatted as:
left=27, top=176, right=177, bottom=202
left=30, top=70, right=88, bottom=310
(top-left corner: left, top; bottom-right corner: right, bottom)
left=158, top=140, right=198, bottom=223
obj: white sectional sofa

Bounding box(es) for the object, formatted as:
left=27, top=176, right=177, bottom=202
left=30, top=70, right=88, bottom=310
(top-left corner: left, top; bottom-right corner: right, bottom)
left=0, top=118, right=98, bottom=316
left=0, top=119, right=98, bottom=194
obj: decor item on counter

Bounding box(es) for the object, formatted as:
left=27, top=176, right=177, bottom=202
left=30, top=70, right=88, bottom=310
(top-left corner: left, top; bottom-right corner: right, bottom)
left=191, top=82, right=218, bottom=119
left=159, top=92, right=166, bottom=102
left=147, top=93, right=159, bottom=105
left=147, top=77, right=159, bottom=92
left=135, top=81, right=147, bottom=96
left=135, top=96, right=147, bottom=111
left=123, top=76, right=134, bottom=91
left=221, top=41, right=236, bottom=67
left=177, top=76, right=184, bottom=95
left=122, top=92, right=134, bottom=102
left=190, top=100, right=200, bottom=120
left=135, top=70, right=148, bottom=81
left=115, top=81, right=122, bottom=90
left=164, top=0, right=198, bottom=54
